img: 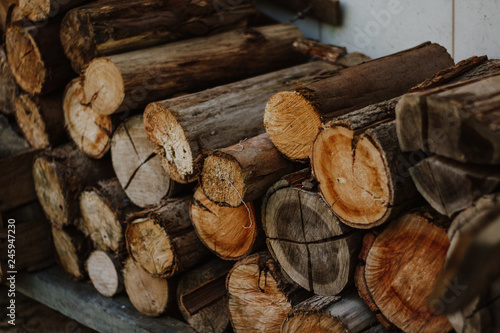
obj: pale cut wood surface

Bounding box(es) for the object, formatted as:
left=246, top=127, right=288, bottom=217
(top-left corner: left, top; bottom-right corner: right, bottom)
left=86, top=250, right=123, bottom=297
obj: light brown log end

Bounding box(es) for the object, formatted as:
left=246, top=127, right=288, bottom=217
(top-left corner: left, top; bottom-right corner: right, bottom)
left=19, top=0, right=51, bottom=21
left=282, top=311, right=345, bottom=333
left=14, top=93, right=50, bottom=148
left=52, top=226, right=88, bottom=281
left=86, top=250, right=123, bottom=297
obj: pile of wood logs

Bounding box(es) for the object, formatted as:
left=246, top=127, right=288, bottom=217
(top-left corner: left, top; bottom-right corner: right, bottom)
left=1, top=1, right=500, bottom=332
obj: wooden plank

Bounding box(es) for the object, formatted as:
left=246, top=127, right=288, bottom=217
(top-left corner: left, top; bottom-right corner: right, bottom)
left=15, top=266, right=195, bottom=333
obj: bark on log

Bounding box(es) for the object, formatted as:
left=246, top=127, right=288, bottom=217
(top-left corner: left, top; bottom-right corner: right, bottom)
left=355, top=208, right=451, bottom=333
left=177, top=259, right=233, bottom=333
left=227, top=251, right=311, bottom=333
left=311, top=99, right=420, bottom=228
left=61, top=0, right=257, bottom=73
left=19, top=0, right=87, bottom=22
left=32, top=144, right=114, bottom=227
left=281, top=291, right=381, bottom=333
left=111, top=114, right=177, bottom=207
left=293, top=38, right=346, bottom=63
left=0, top=114, right=30, bottom=159
left=201, top=133, right=301, bottom=207
left=126, top=196, right=209, bottom=278
left=83, top=23, right=306, bottom=116
left=145, top=60, right=340, bottom=183
left=190, top=186, right=260, bottom=261
left=15, top=90, right=66, bottom=149
left=6, top=19, right=74, bottom=95
left=52, top=225, right=91, bottom=281
left=269, top=0, right=341, bottom=26
left=86, top=250, right=124, bottom=297
left=123, top=256, right=172, bottom=317
left=262, top=169, right=363, bottom=296
left=0, top=47, right=18, bottom=115
left=264, top=42, right=454, bottom=161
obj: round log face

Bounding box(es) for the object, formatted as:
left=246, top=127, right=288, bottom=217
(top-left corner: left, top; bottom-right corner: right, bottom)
left=14, top=94, right=50, bottom=148
left=87, top=250, right=121, bottom=297
left=282, top=312, right=344, bottom=333
left=52, top=226, right=84, bottom=280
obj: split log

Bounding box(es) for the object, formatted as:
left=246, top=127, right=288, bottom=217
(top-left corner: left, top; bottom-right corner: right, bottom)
left=262, top=169, right=363, bottom=295
left=177, top=259, right=233, bottom=333
left=6, top=19, right=74, bottom=95
left=0, top=47, right=17, bottom=115
left=126, top=196, right=209, bottom=277
left=123, top=257, right=172, bottom=317
left=145, top=60, right=341, bottom=183
left=80, top=178, right=137, bottom=253
left=0, top=114, right=30, bottom=159
left=86, top=250, right=124, bottom=297
left=293, top=38, right=346, bottom=63
left=52, top=225, right=91, bottom=281
left=61, top=0, right=257, bottom=73
left=190, top=187, right=260, bottom=261
left=264, top=42, right=454, bottom=161
left=19, top=0, right=87, bottom=22
left=83, top=23, right=306, bottom=116
left=269, top=0, right=341, bottom=26
left=32, top=144, right=113, bottom=227
left=15, top=90, right=66, bottom=149
left=356, top=208, right=451, bottom=333
left=410, top=155, right=500, bottom=217
left=201, top=133, right=300, bottom=207
left=281, top=291, right=381, bottom=333
left=111, top=114, right=177, bottom=207
left=227, top=251, right=311, bottom=333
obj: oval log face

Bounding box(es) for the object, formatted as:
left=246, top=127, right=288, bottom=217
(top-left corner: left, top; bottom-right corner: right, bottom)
left=87, top=250, right=121, bottom=297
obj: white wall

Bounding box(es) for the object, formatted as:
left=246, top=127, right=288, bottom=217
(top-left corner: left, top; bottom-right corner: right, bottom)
left=256, top=0, right=500, bottom=61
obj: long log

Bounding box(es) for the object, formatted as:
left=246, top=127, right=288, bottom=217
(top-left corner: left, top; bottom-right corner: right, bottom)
left=126, top=196, right=209, bottom=278
left=52, top=225, right=91, bottom=281
left=190, top=186, right=260, bottom=261
left=84, top=23, right=306, bottom=116
left=227, top=251, right=311, bottom=333
left=61, top=0, right=257, bottom=72
left=145, top=60, right=341, bottom=183
left=0, top=47, right=18, bottom=115
left=0, top=114, right=30, bottom=159
left=19, top=0, right=87, bottom=22
left=262, top=169, right=363, bottom=296
left=355, top=208, right=451, bottom=333
left=86, top=250, right=124, bottom=297
left=111, top=114, right=177, bottom=207
left=264, top=42, right=454, bottom=161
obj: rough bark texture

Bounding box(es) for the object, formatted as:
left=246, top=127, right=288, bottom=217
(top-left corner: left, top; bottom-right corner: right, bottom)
left=269, top=0, right=341, bottom=26
left=86, top=250, right=124, bottom=297
left=111, top=114, right=177, bottom=208
left=264, top=42, right=454, bottom=161
left=0, top=114, right=30, bottom=159
left=190, top=186, right=260, bottom=261
left=356, top=208, right=452, bottom=333
left=0, top=47, right=18, bottom=115
left=227, top=251, right=311, bottom=333
left=61, top=0, right=257, bottom=72
left=126, top=196, right=209, bottom=278
left=19, top=0, right=87, bottom=22
left=262, top=169, right=363, bottom=296
left=83, top=23, right=306, bottom=116
left=52, top=225, right=91, bottom=281
left=145, top=60, right=339, bottom=183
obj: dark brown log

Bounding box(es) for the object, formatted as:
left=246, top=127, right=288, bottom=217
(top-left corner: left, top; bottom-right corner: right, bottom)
left=177, top=259, right=233, bottom=333
left=86, top=250, right=124, bottom=297
left=61, top=0, right=257, bottom=72
left=356, top=208, right=452, bottom=333
left=145, top=61, right=340, bottom=183
left=32, top=144, right=114, bottom=227
left=111, top=114, right=177, bottom=208
left=264, top=42, right=454, bottom=161
left=227, top=251, right=311, bottom=333
left=201, top=133, right=301, bottom=207
left=6, top=19, right=75, bottom=95
left=0, top=47, right=18, bottom=115
left=190, top=186, right=260, bottom=261
left=269, top=0, right=341, bottom=26
left=0, top=114, right=30, bottom=159
left=19, top=0, right=87, bottom=22
left=126, top=196, right=209, bottom=278
left=52, top=225, right=91, bottom=281
left=262, top=169, right=363, bottom=296
left=83, top=23, right=306, bottom=116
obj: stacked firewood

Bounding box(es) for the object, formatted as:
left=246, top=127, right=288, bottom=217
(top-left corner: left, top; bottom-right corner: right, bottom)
left=1, top=1, right=500, bottom=333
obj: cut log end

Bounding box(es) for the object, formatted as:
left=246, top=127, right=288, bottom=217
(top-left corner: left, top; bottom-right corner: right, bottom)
left=19, top=0, right=51, bottom=21
left=52, top=226, right=86, bottom=281
left=264, top=90, right=321, bottom=160
left=86, top=250, right=123, bottom=297
left=282, top=312, right=345, bottom=333
left=83, top=57, right=124, bottom=115
left=14, top=93, right=50, bottom=148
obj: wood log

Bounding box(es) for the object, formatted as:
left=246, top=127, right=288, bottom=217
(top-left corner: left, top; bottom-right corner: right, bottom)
left=32, top=144, right=114, bottom=227
left=19, top=0, right=87, bottom=22
left=177, top=259, right=233, bottom=333
left=15, top=90, right=66, bottom=149
left=281, top=291, right=381, bottom=333
left=410, top=155, right=500, bottom=217
left=123, top=256, right=172, bottom=317
left=52, top=225, right=91, bottom=281
left=0, top=114, right=30, bottom=159
left=145, top=60, right=341, bottom=183
left=6, top=19, right=74, bottom=95
left=262, top=169, right=363, bottom=296
left=355, top=208, right=452, bottom=333
left=86, top=250, right=124, bottom=297
left=0, top=47, right=18, bottom=115
left=227, top=251, right=311, bottom=333
left=80, top=178, right=137, bottom=253
left=293, top=38, right=346, bottom=63
left=190, top=186, right=260, bottom=261
left=111, top=114, right=177, bottom=207
left=264, top=42, right=454, bottom=161
left=83, top=23, right=306, bottom=116
left=201, top=133, right=301, bottom=207
left=61, top=0, right=257, bottom=73
left=0, top=0, right=21, bottom=39
left=269, top=0, right=341, bottom=26
left=126, top=196, right=209, bottom=278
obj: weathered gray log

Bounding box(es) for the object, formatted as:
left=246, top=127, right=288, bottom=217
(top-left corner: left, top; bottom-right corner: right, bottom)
left=0, top=114, right=30, bottom=159
left=0, top=47, right=18, bottom=115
